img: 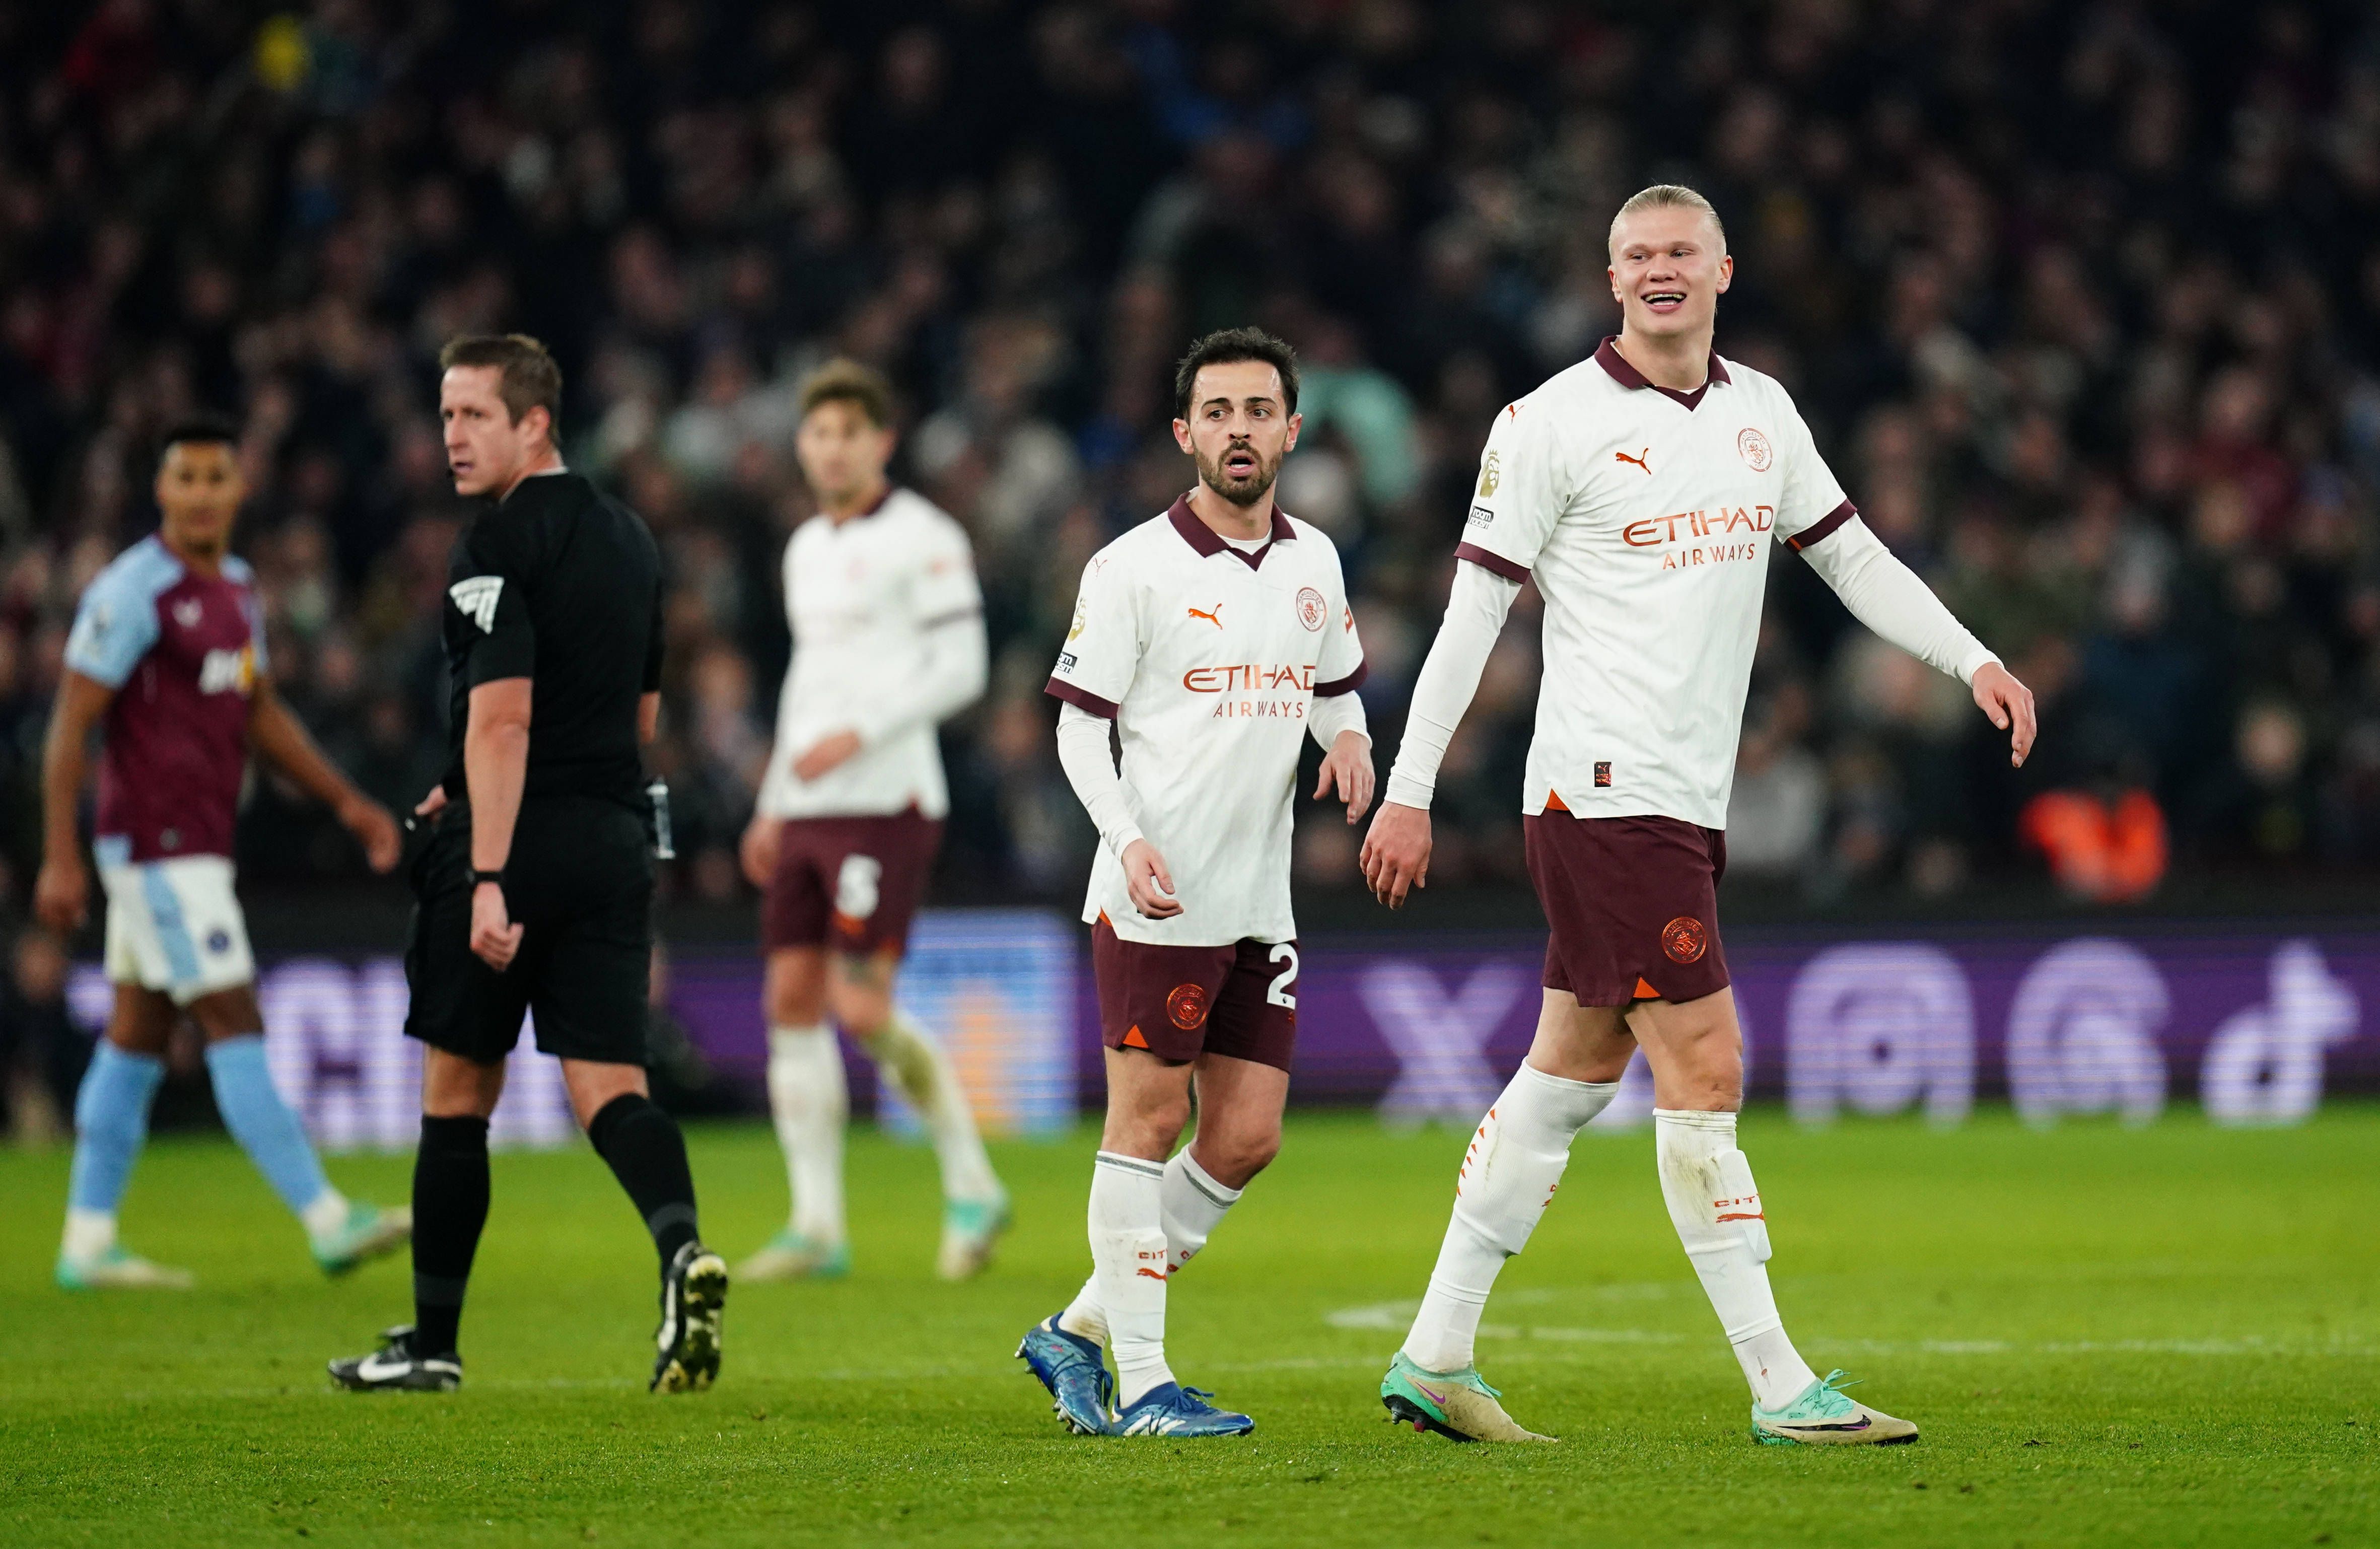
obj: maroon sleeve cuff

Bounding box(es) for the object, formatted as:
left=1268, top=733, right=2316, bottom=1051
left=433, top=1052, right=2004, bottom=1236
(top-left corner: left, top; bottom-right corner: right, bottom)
left=1453, top=542, right=1530, bottom=584
left=1044, top=676, right=1118, bottom=719
left=1315, top=660, right=1369, bottom=697
left=1785, top=500, right=1858, bottom=552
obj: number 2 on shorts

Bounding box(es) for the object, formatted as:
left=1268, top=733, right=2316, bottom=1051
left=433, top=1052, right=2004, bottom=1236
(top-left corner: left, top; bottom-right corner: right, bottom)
left=1267, top=943, right=1299, bottom=1009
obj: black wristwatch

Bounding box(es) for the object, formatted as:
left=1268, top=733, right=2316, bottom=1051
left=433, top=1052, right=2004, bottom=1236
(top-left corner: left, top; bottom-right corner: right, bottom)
left=471, top=868, right=506, bottom=889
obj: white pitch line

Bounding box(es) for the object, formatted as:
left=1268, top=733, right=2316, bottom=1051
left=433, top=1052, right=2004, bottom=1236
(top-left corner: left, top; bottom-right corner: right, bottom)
left=1316, top=1305, right=2377, bottom=1361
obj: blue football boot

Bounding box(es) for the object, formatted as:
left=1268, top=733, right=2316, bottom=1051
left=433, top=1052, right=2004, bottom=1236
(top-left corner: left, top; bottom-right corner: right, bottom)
left=1016, top=1314, right=1116, bottom=1435
left=1115, top=1381, right=1254, bottom=1438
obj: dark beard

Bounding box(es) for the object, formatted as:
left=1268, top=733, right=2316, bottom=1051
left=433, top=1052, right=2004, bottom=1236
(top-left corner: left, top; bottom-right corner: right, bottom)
left=1195, top=445, right=1279, bottom=507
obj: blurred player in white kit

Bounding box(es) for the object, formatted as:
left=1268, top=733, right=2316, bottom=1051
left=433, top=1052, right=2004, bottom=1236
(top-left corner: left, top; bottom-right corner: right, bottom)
left=738, top=360, right=1008, bottom=1283
left=1365, top=186, right=2038, bottom=1446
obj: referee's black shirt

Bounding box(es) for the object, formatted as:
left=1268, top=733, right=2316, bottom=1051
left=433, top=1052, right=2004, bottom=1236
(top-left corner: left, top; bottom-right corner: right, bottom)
left=439, top=469, right=663, bottom=812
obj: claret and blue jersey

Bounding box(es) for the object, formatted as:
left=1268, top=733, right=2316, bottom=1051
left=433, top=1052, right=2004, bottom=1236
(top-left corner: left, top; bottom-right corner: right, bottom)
left=62, top=534, right=266, bottom=865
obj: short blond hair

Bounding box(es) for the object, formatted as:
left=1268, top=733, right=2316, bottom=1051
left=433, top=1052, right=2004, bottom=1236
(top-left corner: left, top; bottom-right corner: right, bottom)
left=1607, top=184, right=1727, bottom=258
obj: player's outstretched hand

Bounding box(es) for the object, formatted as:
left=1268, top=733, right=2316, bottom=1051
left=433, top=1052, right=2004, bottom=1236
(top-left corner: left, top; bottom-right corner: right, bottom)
left=1360, top=802, right=1432, bottom=909
left=469, top=882, right=525, bottom=971
left=1314, top=730, right=1375, bottom=823
left=1972, top=660, right=2038, bottom=768
left=1121, top=838, right=1183, bottom=919
left=341, top=795, right=403, bottom=874
left=740, top=813, right=783, bottom=889
left=33, top=856, right=87, bottom=934
left=793, top=729, right=864, bottom=782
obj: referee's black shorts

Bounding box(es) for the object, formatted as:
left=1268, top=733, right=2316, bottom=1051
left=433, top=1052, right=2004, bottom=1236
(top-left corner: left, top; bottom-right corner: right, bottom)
left=403, top=794, right=654, bottom=1067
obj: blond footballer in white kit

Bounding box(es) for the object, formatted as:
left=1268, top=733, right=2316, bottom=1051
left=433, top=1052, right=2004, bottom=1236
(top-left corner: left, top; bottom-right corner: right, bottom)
left=1018, top=329, right=1375, bottom=1438
left=737, top=360, right=1008, bottom=1286
left=1364, top=187, right=2038, bottom=1446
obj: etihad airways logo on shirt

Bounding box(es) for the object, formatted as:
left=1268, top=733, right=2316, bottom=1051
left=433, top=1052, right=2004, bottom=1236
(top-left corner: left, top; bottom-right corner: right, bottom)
left=1624, top=507, right=1776, bottom=548
left=1182, top=663, right=1316, bottom=693
left=1624, top=506, right=1776, bottom=573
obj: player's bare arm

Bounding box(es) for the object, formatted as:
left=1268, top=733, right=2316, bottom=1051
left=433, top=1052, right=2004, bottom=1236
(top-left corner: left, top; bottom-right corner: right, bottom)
left=247, top=673, right=400, bottom=873
left=33, top=668, right=113, bottom=933
left=463, top=675, right=532, bottom=970
left=792, top=729, right=863, bottom=781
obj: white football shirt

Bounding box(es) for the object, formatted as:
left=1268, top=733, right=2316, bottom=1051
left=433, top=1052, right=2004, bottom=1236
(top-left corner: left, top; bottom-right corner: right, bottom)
left=1458, top=339, right=1859, bottom=828
left=759, top=486, right=985, bottom=820
left=1048, top=497, right=1366, bottom=946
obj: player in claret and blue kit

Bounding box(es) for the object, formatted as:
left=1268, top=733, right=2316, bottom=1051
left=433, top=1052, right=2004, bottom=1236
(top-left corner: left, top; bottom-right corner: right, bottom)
left=36, top=418, right=408, bottom=1290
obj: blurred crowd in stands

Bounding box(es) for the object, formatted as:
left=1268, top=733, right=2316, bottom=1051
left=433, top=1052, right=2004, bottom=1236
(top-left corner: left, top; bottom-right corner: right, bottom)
left=4, top=0, right=2380, bottom=931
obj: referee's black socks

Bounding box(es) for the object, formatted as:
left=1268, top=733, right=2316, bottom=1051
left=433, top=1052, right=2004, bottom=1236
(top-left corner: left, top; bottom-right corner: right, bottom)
left=587, top=1093, right=701, bottom=1271
left=412, top=1114, right=491, bottom=1359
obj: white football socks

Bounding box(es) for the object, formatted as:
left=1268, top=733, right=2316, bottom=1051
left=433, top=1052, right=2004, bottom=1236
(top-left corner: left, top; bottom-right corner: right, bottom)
left=862, top=1013, right=1004, bottom=1206
left=1653, top=1107, right=1819, bottom=1411
left=61, top=1207, right=115, bottom=1262
left=1401, top=1064, right=1619, bottom=1373
left=1158, top=1148, right=1241, bottom=1274
left=1059, top=1148, right=1243, bottom=1346
left=299, top=1187, right=352, bottom=1242
left=766, top=1024, right=848, bottom=1245
left=1085, top=1151, right=1173, bottom=1406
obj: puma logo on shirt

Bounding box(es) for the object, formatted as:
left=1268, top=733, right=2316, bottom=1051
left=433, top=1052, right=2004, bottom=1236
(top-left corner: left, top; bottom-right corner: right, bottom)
left=1615, top=448, right=1653, bottom=474
left=1187, top=603, right=1224, bottom=628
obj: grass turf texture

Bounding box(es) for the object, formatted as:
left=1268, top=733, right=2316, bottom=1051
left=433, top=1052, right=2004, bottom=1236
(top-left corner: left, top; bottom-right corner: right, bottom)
left=1, top=1108, right=2373, bottom=1548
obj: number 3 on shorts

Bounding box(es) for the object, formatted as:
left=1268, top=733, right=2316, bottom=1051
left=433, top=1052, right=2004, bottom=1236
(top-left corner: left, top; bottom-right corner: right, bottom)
left=1267, top=943, right=1299, bottom=1009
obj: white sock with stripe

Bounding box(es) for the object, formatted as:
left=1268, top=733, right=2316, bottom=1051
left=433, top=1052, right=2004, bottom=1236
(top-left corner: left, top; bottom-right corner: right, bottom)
left=1654, top=1107, right=1818, bottom=1410
left=1401, top=1064, right=1618, bottom=1373
left=1085, top=1151, right=1172, bottom=1406
left=1059, top=1149, right=1244, bottom=1346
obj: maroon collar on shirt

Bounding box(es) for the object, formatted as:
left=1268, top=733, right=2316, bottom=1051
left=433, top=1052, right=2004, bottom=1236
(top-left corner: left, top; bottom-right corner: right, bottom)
left=1593, top=336, right=1731, bottom=411
left=825, top=483, right=897, bottom=524
left=1167, top=494, right=1296, bottom=571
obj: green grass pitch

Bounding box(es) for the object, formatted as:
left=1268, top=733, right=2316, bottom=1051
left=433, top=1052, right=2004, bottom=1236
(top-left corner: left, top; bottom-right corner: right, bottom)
left=2, top=1106, right=2373, bottom=1547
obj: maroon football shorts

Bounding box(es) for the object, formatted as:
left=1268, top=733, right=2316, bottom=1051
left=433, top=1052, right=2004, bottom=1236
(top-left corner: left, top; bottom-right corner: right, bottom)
left=761, top=809, right=944, bottom=959
left=1090, top=913, right=1300, bottom=1071
left=1523, top=803, right=1731, bottom=1007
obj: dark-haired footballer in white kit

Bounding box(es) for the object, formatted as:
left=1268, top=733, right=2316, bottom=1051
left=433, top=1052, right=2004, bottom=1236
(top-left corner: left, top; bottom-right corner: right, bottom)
left=1020, top=330, right=1375, bottom=1439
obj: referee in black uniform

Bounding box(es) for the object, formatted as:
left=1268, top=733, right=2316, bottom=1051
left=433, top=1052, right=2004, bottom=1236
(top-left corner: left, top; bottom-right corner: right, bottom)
left=332, top=334, right=727, bottom=1394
